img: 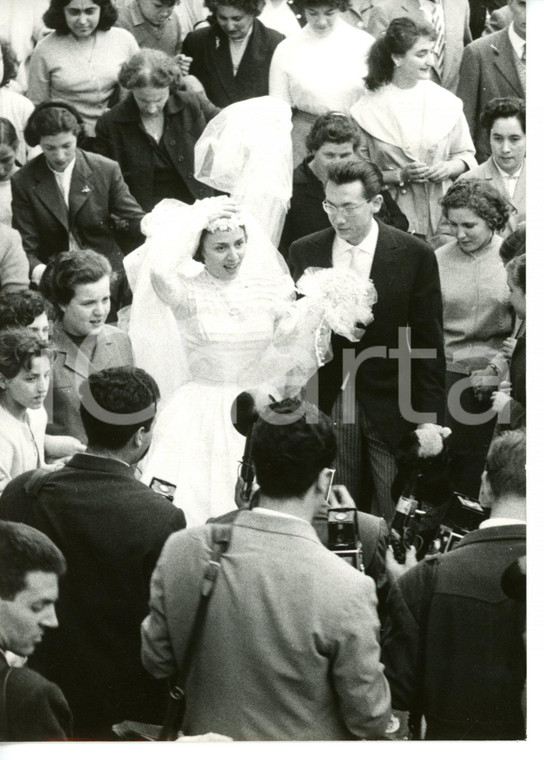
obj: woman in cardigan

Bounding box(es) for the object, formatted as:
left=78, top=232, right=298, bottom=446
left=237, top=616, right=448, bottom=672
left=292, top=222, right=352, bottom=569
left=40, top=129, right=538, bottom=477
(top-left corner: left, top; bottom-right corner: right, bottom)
left=28, top=0, right=139, bottom=138
left=94, top=48, right=218, bottom=212
left=436, top=179, right=513, bottom=498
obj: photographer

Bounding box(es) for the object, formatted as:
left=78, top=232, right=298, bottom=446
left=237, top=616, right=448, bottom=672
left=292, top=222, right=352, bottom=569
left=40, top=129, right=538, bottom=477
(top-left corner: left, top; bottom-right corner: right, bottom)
left=381, top=429, right=526, bottom=740
left=142, top=399, right=391, bottom=740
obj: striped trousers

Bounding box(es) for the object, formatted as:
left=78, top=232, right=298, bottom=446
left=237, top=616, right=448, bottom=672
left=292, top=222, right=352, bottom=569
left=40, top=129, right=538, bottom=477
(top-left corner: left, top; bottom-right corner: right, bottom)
left=331, top=394, right=397, bottom=524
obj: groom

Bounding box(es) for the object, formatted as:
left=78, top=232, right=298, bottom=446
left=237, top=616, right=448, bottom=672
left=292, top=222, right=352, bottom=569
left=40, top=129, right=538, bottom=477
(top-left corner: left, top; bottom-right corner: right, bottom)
left=288, top=160, right=445, bottom=521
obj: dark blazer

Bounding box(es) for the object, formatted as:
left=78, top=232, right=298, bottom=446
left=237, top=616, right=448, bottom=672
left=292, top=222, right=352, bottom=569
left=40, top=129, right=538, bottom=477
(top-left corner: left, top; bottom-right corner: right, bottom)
left=0, top=653, right=72, bottom=741
left=457, top=28, right=525, bottom=161
left=0, top=453, right=187, bottom=740
left=382, top=524, right=526, bottom=740
left=289, top=222, right=445, bottom=449
left=94, top=91, right=219, bottom=212
left=182, top=20, right=284, bottom=108
left=11, top=149, right=144, bottom=274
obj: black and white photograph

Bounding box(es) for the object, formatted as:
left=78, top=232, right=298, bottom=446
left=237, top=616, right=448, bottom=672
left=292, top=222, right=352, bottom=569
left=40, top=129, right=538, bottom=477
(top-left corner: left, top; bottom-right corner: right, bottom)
left=0, top=0, right=534, bottom=749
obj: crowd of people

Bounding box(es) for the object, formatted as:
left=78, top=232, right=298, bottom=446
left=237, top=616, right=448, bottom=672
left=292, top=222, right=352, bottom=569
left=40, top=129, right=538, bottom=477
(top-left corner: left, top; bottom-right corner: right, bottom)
left=0, top=0, right=527, bottom=744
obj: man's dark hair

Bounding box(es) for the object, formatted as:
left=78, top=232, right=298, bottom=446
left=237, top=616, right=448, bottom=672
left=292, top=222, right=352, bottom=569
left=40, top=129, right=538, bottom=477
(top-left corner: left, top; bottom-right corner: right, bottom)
left=0, top=522, right=66, bottom=601
left=252, top=401, right=337, bottom=498
left=305, top=112, right=361, bottom=155
left=327, top=159, right=382, bottom=200
left=43, top=0, right=118, bottom=34
left=500, top=223, right=526, bottom=264
left=0, top=290, right=48, bottom=330
left=79, top=366, right=160, bottom=450
left=485, top=430, right=526, bottom=500
left=481, top=97, right=525, bottom=136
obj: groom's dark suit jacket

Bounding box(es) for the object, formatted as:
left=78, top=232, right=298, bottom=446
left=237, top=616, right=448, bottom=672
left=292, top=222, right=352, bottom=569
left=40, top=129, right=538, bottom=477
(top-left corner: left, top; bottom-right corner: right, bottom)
left=289, top=222, right=445, bottom=449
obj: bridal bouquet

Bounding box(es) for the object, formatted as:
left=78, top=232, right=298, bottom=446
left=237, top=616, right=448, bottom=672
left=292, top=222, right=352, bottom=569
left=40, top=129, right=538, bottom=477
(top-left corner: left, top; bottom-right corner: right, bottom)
left=296, top=267, right=378, bottom=342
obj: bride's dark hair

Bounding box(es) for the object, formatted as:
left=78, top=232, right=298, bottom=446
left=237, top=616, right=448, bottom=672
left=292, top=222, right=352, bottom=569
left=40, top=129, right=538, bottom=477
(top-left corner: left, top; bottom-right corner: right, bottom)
left=365, top=17, right=436, bottom=92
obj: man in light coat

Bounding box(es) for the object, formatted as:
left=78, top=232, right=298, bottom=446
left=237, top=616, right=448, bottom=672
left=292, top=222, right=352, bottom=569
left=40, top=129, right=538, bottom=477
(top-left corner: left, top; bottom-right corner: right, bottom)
left=142, top=400, right=392, bottom=740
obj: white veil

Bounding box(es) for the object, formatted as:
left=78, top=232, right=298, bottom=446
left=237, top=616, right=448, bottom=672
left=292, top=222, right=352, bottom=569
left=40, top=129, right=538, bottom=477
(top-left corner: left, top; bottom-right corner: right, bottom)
left=194, top=96, right=293, bottom=247
left=124, top=198, right=294, bottom=401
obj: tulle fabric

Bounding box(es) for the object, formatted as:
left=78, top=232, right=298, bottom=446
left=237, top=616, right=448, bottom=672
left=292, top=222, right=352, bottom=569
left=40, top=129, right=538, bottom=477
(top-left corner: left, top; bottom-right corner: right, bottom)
left=194, top=96, right=293, bottom=247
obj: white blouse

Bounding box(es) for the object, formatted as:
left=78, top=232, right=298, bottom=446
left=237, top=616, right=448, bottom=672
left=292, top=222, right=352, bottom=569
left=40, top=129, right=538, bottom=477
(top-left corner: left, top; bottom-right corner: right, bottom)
left=269, top=19, right=373, bottom=115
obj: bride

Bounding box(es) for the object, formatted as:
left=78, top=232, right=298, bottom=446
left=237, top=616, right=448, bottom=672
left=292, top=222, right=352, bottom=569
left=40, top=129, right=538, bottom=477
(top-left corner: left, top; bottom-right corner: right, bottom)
left=125, top=195, right=377, bottom=526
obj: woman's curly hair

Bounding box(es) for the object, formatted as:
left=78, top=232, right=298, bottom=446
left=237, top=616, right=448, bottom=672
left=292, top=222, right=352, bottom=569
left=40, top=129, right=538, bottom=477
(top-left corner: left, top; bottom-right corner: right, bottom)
left=43, top=0, right=118, bottom=34
left=440, top=178, right=511, bottom=233
left=0, top=39, right=19, bottom=88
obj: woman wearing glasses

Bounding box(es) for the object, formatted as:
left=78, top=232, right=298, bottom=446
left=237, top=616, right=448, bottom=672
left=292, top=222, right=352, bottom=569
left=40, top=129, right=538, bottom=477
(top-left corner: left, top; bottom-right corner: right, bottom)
left=350, top=17, right=476, bottom=244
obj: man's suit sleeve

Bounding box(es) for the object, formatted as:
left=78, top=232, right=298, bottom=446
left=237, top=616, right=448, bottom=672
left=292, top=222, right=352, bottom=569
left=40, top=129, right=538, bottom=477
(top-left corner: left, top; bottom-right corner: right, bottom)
left=332, top=576, right=391, bottom=738
left=456, top=43, right=481, bottom=142
left=141, top=543, right=178, bottom=680
left=381, top=559, right=437, bottom=712
left=6, top=668, right=73, bottom=740
left=287, top=239, right=306, bottom=282
left=107, top=160, right=145, bottom=241
left=409, top=245, right=446, bottom=422
left=93, top=114, right=114, bottom=160
left=10, top=174, right=42, bottom=273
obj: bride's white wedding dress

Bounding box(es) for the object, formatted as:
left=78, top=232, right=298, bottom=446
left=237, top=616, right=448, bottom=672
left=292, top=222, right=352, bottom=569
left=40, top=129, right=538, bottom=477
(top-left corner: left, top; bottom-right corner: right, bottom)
left=140, top=269, right=297, bottom=526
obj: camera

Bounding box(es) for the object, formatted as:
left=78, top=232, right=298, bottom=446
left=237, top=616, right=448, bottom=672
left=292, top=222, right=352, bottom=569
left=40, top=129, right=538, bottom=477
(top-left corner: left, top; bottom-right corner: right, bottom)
left=149, top=477, right=176, bottom=502
left=327, top=508, right=364, bottom=571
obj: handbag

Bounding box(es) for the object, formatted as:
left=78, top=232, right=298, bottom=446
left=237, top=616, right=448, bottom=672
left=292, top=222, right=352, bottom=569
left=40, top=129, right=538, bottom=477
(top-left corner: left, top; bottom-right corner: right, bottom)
left=113, top=522, right=233, bottom=741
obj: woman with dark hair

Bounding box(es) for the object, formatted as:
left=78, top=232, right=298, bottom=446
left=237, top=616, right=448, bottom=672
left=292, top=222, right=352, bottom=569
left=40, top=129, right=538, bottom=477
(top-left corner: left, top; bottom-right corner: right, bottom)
left=269, top=0, right=374, bottom=165
left=40, top=249, right=133, bottom=442
left=0, top=329, right=51, bottom=493
left=435, top=179, right=513, bottom=497
left=463, top=97, right=525, bottom=238
left=0, top=39, right=37, bottom=166
left=27, top=0, right=139, bottom=137
left=182, top=0, right=285, bottom=108
left=350, top=17, right=476, bottom=242
left=94, top=48, right=218, bottom=211
left=10, top=102, right=144, bottom=307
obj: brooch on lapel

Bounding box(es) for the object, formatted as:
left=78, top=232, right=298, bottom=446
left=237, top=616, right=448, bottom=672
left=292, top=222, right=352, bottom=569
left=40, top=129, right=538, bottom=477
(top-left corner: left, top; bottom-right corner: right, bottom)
left=81, top=185, right=91, bottom=194
left=215, top=36, right=220, bottom=50
left=490, top=45, right=499, bottom=55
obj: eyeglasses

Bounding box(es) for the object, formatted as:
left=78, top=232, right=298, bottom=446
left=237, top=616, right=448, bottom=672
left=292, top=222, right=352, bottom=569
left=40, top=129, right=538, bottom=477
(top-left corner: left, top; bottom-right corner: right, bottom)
left=322, top=199, right=370, bottom=216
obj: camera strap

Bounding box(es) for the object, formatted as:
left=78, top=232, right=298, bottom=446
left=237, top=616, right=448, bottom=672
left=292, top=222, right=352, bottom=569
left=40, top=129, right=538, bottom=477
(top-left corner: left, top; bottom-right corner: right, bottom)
left=158, top=522, right=233, bottom=741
